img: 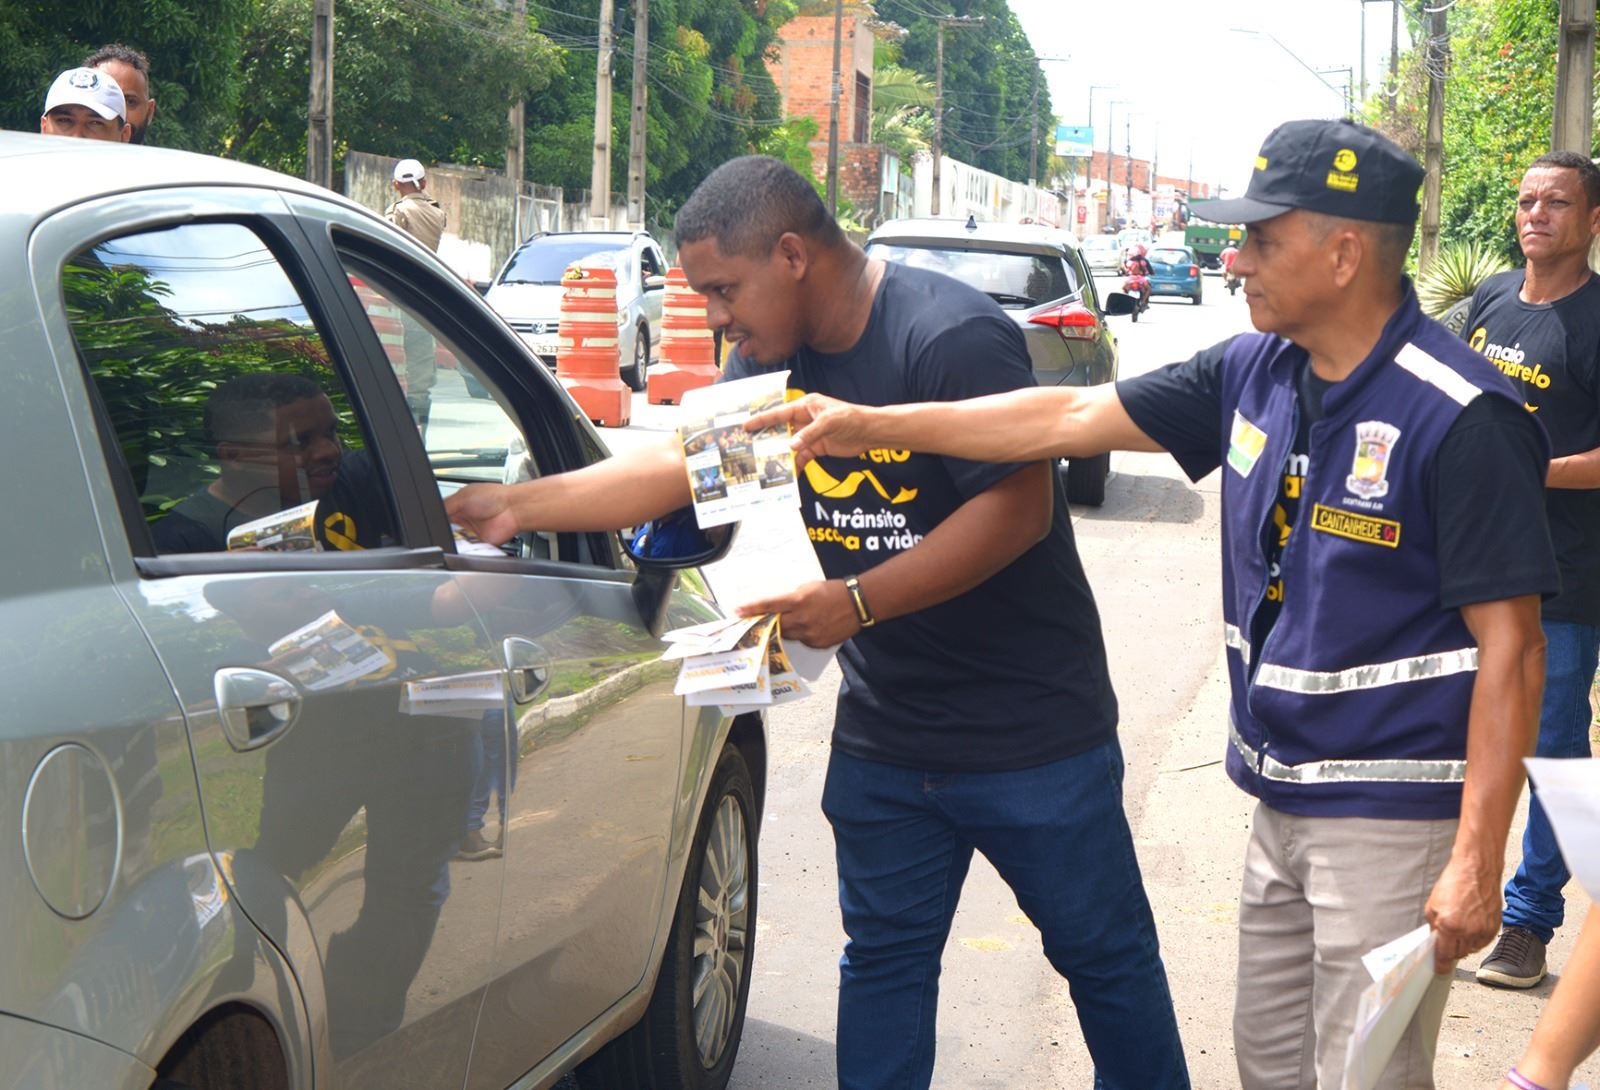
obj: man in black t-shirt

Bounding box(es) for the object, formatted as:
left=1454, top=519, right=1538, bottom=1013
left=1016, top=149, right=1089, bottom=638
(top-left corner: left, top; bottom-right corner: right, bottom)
left=1463, top=150, right=1600, bottom=991
left=448, top=157, right=1189, bottom=1090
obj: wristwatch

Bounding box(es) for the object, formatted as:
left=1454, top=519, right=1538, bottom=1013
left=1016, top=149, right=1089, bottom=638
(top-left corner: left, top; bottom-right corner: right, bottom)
left=844, top=576, right=876, bottom=628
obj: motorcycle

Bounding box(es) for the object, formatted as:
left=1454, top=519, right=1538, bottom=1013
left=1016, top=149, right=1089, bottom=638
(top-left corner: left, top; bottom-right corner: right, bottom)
left=1122, top=272, right=1151, bottom=322
left=1224, top=267, right=1241, bottom=296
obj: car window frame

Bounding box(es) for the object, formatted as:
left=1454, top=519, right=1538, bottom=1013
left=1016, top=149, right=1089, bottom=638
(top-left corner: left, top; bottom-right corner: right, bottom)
left=289, top=211, right=628, bottom=575
left=39, top=193, right=441, bottom=577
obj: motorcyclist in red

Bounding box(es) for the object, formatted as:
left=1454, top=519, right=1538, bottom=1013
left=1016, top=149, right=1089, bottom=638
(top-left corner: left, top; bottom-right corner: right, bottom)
left=1220, top=242, right=1241, bottom=294
left=1122, top=243, right=1153, bottom=279
left=1121, top=243, right=1153, bottom=319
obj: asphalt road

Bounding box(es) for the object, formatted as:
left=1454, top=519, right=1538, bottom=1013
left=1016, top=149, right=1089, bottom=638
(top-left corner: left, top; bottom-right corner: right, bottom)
left=576, top=274, right=1598, bottom=1090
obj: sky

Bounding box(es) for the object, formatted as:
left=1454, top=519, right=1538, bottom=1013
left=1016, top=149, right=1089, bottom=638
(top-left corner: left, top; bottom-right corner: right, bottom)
left=1006, top=0, right=1415, bottom=196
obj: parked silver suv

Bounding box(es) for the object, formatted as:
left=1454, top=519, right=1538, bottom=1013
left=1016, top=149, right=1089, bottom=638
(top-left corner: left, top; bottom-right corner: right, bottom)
left=865, top=218, right=1132, bottom=505
left=1, top=133, right=761, bottom=1090
left=486, top=231, right=669, bottom=392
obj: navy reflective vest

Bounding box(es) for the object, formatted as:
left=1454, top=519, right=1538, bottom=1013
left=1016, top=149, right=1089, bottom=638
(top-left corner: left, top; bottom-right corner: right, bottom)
left=1218, top=291, right=1532, bottom=820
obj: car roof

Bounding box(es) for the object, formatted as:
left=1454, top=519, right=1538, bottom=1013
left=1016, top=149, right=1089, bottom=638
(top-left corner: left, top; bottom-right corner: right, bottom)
left=868, top=217, right=1081, bottom=253
left=0, top=132, right=352, bottom=220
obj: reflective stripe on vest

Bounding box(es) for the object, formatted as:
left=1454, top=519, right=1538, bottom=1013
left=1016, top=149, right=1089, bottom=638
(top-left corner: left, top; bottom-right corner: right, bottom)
left=1224, top=623, right=1251, bottom=665
left=1252, top=646, right=1477, bottom=695
left=1229, top=714, right=1466, bottom=784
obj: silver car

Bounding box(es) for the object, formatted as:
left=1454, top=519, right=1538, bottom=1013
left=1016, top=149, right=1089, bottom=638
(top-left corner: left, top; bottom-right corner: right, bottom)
left=865, top=218, right=1132, bottom=505
left=486, top=232, right=669, bottom=392
left=0, top=133, right=762, bottom=1090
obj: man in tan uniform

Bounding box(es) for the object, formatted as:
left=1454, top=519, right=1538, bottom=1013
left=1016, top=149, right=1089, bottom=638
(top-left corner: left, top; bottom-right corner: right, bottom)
left=385, top=159, right=447, bottom=428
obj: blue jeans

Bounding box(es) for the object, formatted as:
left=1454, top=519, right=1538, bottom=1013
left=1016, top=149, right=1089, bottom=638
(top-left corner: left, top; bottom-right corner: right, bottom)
left=1503, top=619, right=1600, bottom=943
left=822, top=740, right=1189, bottom=1090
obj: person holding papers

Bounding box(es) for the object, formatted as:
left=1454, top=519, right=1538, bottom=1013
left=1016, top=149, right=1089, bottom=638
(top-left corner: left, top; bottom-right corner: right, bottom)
left=745, top=120, right=1556, bottom=1090
left=449, top=156, right=1189, bottom=1089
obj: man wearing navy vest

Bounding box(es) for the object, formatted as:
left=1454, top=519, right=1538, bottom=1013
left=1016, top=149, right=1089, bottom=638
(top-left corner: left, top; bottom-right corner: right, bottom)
left=746, top=120, right=1557, bottom=1090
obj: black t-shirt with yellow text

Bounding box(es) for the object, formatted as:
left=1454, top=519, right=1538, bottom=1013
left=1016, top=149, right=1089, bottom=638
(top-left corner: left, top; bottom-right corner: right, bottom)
left=724, top=261, right=1117, bottom=773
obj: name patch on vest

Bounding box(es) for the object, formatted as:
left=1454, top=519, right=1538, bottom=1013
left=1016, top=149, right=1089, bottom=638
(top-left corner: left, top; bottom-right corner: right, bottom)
left=1310, top=503, right=1401, bottom=548
left=1228, top=411, right=1269, bottom=478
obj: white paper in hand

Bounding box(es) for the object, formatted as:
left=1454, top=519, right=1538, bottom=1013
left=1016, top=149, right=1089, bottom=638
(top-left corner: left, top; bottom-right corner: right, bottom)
left=1525, top=757, right=1600, bottom=899
left=1341, top=924, right=1437, bottom=1090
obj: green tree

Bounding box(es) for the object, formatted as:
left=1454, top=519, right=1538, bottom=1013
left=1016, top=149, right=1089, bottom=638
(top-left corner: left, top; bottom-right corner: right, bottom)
left=520, top=0, right=795, bottom=223
left=0, top=0, right=252, bottom=151
left=231, top=0, right=560, bottom=179
left=873, top=0, right=1052, bottom=185
left=871, top=58, right=935, bottom=167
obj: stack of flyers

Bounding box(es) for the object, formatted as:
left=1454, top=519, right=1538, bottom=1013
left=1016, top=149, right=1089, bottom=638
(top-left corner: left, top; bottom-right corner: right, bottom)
left=664, top=614, right=811, bottom=713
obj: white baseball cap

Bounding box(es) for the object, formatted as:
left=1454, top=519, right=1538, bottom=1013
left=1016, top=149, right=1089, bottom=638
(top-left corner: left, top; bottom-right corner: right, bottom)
left=44, top=67, right=126, bottom=122
left=393, top=158, right=426, bottom=184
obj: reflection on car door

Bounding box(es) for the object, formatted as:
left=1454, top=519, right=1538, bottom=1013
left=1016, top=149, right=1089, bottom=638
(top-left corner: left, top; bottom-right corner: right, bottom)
left=309, top=219, right=709, bottom=1088
left=45, top=198, right=507, bottom=1089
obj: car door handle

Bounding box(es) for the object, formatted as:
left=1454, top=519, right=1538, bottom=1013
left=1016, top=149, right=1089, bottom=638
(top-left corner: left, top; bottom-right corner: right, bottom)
left=214, top=668, right=301, bottom=751
left=503, top=637, right=551, bottom=704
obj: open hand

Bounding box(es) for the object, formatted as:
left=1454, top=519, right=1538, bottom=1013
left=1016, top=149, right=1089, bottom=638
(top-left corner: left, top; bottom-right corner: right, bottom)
left=744, top=394, right=878, bottom=469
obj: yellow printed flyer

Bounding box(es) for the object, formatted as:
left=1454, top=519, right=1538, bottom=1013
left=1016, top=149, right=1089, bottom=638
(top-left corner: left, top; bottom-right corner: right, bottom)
left=679, top=370, right=798, bottom=529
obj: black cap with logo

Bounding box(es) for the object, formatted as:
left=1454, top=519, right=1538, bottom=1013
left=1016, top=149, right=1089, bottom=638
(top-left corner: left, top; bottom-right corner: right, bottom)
left=1190, top=118, right=1424, bottom=227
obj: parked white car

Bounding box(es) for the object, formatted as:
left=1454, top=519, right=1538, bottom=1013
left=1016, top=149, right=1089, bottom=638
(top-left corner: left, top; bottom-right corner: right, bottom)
left=485, top=231, right=668, bottom=391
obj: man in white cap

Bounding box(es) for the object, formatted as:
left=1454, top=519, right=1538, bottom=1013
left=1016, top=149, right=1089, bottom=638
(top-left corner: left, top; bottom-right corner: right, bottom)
left=384, top=159, right=447, bottom=427
left=40, top=67, right=130, bottom=143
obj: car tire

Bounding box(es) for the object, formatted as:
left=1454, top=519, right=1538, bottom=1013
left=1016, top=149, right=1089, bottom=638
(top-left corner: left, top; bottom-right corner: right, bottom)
left=575, top=744, right=757, bottom=1090
left=1191, top=292, right=1202, bottom=305
left=624, top=327, right=649, bottom=392
left=1065, top=451, right=1109, bottom=506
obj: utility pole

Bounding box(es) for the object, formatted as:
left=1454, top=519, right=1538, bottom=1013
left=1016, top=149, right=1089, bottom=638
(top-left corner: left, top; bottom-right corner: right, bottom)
left=589, top=0, right=616, bottom=229
left=1124, top=114, right=1133, bottom=230
left=307, top=0, right=333, bottom=189
left=1388, top=0, right=1400, bottom=119
left=1027, top=71, right=1039, bottom=188
left=1553, top=0, right=1596, bottom=154
left=507, top=0, right=526, bottom=189
left=626, top=0, right=649, bottom=227
left=1419, top=0, right=1447, bottom=270
left=931, top=15, right=982, bottom=216
left=1105, top=100, right=1125, bottom=230
left=825, top=0, right=844, bottom=214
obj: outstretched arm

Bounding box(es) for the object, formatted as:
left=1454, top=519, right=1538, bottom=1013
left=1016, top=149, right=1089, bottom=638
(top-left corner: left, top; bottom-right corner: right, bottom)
left=446, top=433, right=693, bottom=543
left=744, top=385, right=1166, bottom=468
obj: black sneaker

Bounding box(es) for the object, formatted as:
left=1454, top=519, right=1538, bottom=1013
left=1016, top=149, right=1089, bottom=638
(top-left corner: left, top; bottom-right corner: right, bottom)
left=1475, top=926, right=1547, bottom=988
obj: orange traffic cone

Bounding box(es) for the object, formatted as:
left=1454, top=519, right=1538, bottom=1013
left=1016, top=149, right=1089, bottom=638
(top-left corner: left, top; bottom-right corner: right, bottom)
left=647, top=268, right=721, bottom=405
left=555, top=263, right=631, bottom=427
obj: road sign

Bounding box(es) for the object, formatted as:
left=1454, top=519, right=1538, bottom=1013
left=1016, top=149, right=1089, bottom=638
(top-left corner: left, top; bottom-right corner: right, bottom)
left=1054, top=124, right=1094, bottom=158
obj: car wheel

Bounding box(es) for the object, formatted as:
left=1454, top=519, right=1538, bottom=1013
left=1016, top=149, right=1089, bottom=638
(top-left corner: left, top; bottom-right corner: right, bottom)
left=624, top=326, right=649, bottom=392
left=1191, top=292, right=1202, bottom=305
left=575, top=744, right=757, bottom=1090
left=1065, top=451, right=1109, bottom=506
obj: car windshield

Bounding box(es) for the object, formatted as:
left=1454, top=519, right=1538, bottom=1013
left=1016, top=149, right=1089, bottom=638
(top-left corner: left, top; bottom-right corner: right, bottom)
left=500, top=239, right=627, bottom=284
left=1086, top=238, right=1118, bottom=252
left=868, top=242, right=1078, bottom=307
left=1150, top=248, right=1190, bottom=265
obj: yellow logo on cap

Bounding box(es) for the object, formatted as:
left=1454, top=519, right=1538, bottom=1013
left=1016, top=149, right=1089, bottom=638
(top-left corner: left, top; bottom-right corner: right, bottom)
left=1333, top=148, right=1358, bottom=172
left=1326, top=171, right=1359, bottom=192
left=1255, top=155, right=1269, bottom=171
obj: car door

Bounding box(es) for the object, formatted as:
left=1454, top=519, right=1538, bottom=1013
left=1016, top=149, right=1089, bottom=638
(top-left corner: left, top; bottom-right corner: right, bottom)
left=639, top=242, right=667, bottom=350
left=283, top=199, right=713, bottom=1088
left=39, top=189, right=508, bottom=1089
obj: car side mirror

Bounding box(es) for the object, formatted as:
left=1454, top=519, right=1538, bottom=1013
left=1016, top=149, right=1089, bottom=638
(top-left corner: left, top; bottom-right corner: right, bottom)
left=621, top=509, right=736, bottom=570
left=1103, top=292, right=1137, bottom=316
left=472, top=280, right=491, bottom=297
left=644, top=274, right=666, bottom=292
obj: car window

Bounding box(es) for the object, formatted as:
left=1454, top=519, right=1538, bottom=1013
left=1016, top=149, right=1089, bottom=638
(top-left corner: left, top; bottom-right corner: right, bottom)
left=868, top=243, right=1078, bottom=307
left=639, top=245, right=663, bottom=278
left=1149, top=248, right=1190, bottom=265
left=337, top=252, right=573, bottom=562
left=63, top=221, right=399, bottom=557
left=500, top=239, right=628, bottom=285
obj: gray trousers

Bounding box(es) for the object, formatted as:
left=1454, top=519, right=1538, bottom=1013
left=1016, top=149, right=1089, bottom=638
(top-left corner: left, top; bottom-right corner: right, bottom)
left=1234, top=802, right=1457, bottom=1090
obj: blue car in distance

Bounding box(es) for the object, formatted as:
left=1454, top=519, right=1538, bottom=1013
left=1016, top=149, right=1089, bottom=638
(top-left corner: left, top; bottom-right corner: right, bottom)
left=1147, top=244, right=1204, bottom=305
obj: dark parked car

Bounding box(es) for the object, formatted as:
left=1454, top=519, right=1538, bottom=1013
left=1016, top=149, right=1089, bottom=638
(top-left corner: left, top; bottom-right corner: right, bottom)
left=0, top=132, right=762, bottom=1090
left=864, top=218, right=1133, bottom=505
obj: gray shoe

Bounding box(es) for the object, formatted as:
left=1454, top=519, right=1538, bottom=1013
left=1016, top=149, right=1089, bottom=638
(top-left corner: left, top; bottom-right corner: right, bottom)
left=457, top=828, right=502, bottom=861
left=1476, top=926, right=1547, bottom=988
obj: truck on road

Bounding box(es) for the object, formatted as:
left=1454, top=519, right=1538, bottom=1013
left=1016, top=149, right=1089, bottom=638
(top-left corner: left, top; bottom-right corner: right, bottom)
left=1186, top=221, right=1246, bottom=270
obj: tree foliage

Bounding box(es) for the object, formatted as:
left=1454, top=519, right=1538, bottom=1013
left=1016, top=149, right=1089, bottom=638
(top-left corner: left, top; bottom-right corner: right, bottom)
left=1374, top=0, right=1566, bottom=265
left=519, top=0, right=796, bottom=220
left=0, top=0, right=252, bottom=151
left=873, top=0, right=1053, bottom=184
left=233, top=0, right=560, bottom=179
